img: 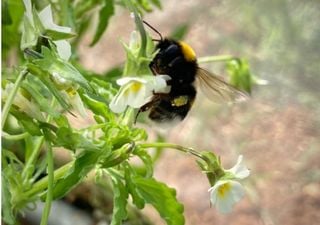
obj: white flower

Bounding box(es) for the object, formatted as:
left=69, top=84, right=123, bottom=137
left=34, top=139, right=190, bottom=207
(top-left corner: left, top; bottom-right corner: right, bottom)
left=109, top=75, right=171, bottom=113
left=62, top=90, right=87, bottom=118
left=208, top=180, right=245, bottom=214
left=208, top=155, right=250, bottom=214
left=225, top=155, right=250, bottom=179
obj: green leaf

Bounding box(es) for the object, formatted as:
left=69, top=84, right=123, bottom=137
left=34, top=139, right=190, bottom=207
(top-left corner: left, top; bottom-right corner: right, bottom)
left=2, top=0, right=24, bottom=59
left=50, top=149, right=103, bottom=199
left=110, top=174, right=128, bottom=225
left=20, top=13, right=38, bottom=50
left=1, top=173, right=15, bottom=225
left=21, top=75, right=60, bottom=117
left=80, top=92, right=114, bottom=121
left=26, top=63, right=71, bottom=111
left=90, top=0, right=114, bottom=46
left=35, top=46, right=92, bottom=91
left=2, top=0, right=12, bottom=25
left=56, top=127, right=101, bottom=152
left=134, top=177, right=185, bottom=225
left=136, top=0, right=153, bottom=12
left=10, top=108, right=42, bottom=136
left=150, top=0, right=162, bottom=9
left=169, top=23, right=190, bottom=40
left=227, top=59, right=252, bottom=94
left=132, top=147, right=153, bottom=177
left=124, top=164, right=145, bottom=209
left=44, top=29, right=76, bottom=41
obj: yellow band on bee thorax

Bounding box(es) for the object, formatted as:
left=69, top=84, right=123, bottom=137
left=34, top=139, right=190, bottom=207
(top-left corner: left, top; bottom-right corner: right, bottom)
left=178, top=41, right=196, bottom=62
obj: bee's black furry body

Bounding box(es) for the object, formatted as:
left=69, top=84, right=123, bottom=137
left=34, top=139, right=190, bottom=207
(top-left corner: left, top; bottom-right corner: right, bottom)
left=145, top=39, right=198, bottom=122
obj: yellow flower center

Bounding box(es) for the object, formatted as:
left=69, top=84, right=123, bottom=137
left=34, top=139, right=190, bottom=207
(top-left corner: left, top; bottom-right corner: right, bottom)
left=129, top=82, right=143, bottom=93
left=218, top=183, right=231, bottom=198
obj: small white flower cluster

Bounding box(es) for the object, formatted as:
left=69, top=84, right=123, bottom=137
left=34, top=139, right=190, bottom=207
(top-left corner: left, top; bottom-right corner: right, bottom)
left=109, top=75, right=171, bottom=113
left=208, top=155, right=250, bottom=213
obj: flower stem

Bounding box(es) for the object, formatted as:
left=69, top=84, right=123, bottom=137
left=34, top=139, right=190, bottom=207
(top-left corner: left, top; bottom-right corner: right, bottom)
left=139, top=142, right=206, bottom=160
left=198, top=55, right=238, bottom=64
left=1, top=70, right=28, bottom=129
left=2, top=132, right=29, bottom=140
left=40, top=142, right=54, bottom=225
left=24, top=162, right=73, bottom=198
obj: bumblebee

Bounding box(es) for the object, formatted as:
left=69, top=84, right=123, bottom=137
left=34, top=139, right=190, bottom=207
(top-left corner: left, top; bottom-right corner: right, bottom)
left=136, top=21, right=246, bottom=123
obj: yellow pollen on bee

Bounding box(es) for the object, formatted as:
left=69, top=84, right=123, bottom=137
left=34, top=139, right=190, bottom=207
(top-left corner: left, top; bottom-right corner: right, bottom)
left=179, top=41, right=196, bottom=61
left=171, top=96, right=189, bottom=106
left=218, top=183, right=231, bottom=198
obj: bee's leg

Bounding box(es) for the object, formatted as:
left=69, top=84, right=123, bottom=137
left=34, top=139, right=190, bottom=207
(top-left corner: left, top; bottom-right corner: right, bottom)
left=134, top=97, right=161, bottom=124
left=149, top=61, right=157, bottom=75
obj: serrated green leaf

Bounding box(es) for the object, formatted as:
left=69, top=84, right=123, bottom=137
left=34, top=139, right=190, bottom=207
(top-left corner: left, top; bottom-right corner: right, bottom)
left=110, top=174, right=128, bottom=225
left=134, top=177, right=185, bottom=225
left=90, top=0, right=114, bottom=46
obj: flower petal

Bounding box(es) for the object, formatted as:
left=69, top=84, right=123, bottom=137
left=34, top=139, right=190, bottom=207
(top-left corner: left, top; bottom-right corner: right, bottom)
left=153, top=75, right=171, bottom=93
left=109, top=90, right=128, bottom=113
left=116, top=77, right=147, bottom=86
left=208, top=180, right=245, bottom=214
left=226, top=155, right=250, bottom=179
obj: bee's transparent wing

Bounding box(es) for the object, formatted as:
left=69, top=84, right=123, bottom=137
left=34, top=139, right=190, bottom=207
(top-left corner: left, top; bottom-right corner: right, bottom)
left=196, top=67, right=248, bottom=103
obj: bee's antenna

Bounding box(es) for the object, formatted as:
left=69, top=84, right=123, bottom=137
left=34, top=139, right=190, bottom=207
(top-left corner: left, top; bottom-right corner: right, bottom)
left=143, top=20, right=163, bottom=42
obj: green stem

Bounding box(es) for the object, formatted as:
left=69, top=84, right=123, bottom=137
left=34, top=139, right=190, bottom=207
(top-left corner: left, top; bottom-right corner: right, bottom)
left=22, top=99, right=55, bottom=181
left=198, top=55, right=238, bottom=64
left=139, top=142, right=206, bottom=160
left=1, top=70, right=28, bottom=129
left=22, top=137, right=45, bottom=180
left=24, top=162, right=72, bottom=198
left=40, top=142, right=54, bottom=225
left=2, top=132, right=29, bottom=140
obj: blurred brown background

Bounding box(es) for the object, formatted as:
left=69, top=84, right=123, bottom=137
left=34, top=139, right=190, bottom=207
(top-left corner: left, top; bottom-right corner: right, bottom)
left=78, top=0, right=320, bottom=224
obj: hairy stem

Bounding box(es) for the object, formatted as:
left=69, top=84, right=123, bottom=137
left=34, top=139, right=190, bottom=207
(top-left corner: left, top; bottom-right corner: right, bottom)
left=139, top=142, right=206, bottom=160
